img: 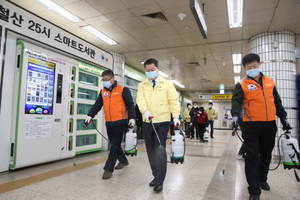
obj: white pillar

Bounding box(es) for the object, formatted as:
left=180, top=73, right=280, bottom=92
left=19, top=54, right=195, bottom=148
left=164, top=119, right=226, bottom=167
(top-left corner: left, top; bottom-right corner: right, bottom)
left=111, top=52, right=125, bottom=85
left=249, top=31, right=297, bottom=156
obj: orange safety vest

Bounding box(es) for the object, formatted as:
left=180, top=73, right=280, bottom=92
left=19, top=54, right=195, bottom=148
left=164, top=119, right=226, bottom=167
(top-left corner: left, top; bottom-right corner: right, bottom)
left=101, top=85, right=128, bottom=122
left=240, top=76, right=276, bottom=122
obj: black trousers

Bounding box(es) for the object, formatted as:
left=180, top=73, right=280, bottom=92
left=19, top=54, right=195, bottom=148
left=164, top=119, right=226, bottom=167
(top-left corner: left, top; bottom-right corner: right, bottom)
left=242, top=121, right=277, bottom=195
left=197, top=123, right=206, bottom=140
left=184, top=121, right=191, bottom=136
left=103, top=120, right=128, bottom=173
left=208, top=120, right=214, bottom=137
left=143, top=121, right=169, bottom=183
left=190, top=123, right=199, bottom=138
left=136, top=124, right=143, bottom=139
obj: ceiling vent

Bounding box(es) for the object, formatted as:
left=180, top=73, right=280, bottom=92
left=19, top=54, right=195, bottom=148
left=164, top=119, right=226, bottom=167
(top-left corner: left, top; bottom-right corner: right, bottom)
left=187, top=62, right=200, bottom=66
left=140, top=12, right=168, bottom=27
left=200, top=79, right=211, bottom=83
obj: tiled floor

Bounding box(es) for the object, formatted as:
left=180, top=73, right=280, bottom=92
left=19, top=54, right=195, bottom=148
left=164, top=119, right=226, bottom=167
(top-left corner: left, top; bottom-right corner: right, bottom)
left=0, top=130, right=299, bottom=200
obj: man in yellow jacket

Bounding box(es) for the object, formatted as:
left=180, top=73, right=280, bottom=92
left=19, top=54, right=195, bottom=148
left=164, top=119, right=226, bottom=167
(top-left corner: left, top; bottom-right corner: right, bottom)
left=183, top=103, right=192, bottom=138
left=205, top=102, right=217, bottom=138
left=136, top=58, right=180, bottom=192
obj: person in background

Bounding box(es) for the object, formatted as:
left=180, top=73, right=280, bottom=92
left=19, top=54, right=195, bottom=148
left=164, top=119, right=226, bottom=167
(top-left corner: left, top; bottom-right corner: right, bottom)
left=231, top=53, right=291, bottom=200
left=183, top=103, right=192, bottom=138
left=190, top=106, right=208, bottom=143
left=136, top=58, right=180, bottom=193
left=205, top=102, right=217, bottom=138
left=85, top=69, right=135, bottom=180
left=189, top=102, right=199, bottom=139
left=135, top=104, right=143, bottom=139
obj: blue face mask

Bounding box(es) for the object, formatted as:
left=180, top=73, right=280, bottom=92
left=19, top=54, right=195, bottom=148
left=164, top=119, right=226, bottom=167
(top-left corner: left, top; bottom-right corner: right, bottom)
left=246, top=68, right=261, bottom=78
left=145, top=70, right=158, bottom=79
left=103, top=81, right=112, bottom=88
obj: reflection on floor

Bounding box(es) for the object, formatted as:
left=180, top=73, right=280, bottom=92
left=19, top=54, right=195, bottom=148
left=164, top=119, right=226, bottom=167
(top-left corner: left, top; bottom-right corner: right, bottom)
left=0, top=130, right=299, bottom=200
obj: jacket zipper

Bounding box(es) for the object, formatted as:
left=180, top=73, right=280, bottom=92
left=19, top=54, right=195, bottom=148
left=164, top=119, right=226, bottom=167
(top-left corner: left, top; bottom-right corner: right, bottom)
left=261, top=78, right=268, bottom=121
left=109, top=90, right=112, bottom=122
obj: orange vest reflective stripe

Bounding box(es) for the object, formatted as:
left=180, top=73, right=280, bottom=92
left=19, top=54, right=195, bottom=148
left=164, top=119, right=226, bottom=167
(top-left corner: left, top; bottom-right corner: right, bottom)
left=240, top=76, right=276, bottom=122
left=101, top=85, right=128, bottom=122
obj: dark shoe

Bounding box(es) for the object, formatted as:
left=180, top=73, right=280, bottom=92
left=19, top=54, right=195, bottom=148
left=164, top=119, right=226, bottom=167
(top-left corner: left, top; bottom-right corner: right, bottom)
left=211, top=136, right=214, bottom=139
left=153, top=182, right=163, bottom=192
left=149, top=179, right=157, bottom=187
left=102, top=171, right=112, bottom=179
left=199, top=139, right=205, bottom=143
left=249, top=194, right=260, bottom=200
left=260, top=182, right=270, bottom=190
left=114, top=162, right=129, bottom=170
left=190, top=137, right=194, bottom=140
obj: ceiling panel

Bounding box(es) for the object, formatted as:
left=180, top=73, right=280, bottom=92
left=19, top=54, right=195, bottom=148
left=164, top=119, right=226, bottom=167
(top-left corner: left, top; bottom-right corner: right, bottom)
left=65, top=1, right=102, bottom=19
left=87, top=0, right=127, bottom=14
left=9, top=0, right=300, bottom=99
left=120, top=0, right=155, bottom=9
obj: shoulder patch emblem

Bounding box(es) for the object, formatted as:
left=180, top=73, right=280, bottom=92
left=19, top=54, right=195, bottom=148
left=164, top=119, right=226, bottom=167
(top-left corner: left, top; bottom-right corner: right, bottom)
left=103, top=92, right=109, bottom=97
left=247, top=84, right=257, bottom=91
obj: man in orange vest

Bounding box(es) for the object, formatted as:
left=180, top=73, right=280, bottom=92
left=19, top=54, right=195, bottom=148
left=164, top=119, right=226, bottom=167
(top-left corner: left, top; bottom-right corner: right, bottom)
left=231, top=53, right=291, bottom=200
left=85, top=69, right=135, bottom=180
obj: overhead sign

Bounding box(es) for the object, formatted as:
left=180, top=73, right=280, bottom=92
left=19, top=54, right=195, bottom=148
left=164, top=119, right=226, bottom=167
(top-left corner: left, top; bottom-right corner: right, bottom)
left=212, top=94, right=232, bottom=100
left=198, top=95, right=212, bottom=100
left=0, top=1, right=113, bottom=69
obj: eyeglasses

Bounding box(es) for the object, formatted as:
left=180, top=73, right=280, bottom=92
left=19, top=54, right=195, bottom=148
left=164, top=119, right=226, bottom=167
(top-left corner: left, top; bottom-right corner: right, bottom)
left=101, top=76, right=112, bottom=82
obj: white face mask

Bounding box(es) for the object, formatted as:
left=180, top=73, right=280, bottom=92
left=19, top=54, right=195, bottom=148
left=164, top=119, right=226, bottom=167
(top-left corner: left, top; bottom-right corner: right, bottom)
left=208, top=105, right=212, bottom=108
left=193, top=105, right=198, bottom=108
left=246, top=68, right=261, bottom=78
left=145, top=70, right=158, bottom=79
left=103, top=81, right=112, bottom=88
left=188, top=106, right=192, bottom=109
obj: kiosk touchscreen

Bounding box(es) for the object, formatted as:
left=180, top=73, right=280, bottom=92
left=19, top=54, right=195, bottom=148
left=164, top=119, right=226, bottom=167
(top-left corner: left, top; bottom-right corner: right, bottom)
left=25, top=57, right=55, bottom=115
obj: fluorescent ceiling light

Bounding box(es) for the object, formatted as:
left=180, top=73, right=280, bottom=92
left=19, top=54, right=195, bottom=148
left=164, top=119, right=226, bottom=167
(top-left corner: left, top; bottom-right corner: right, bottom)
left=220, top=84, right=225, bottom=90
left=190, top=0, right=207, bottom=39
left=35, top=0, right=82, bottom=22
left=171, top=80, right=185, bottom=88
left=81, top=25, right=118, bottom=45
left=233, top=65, right=241, bottom=73
left=232, top=53, right=242, bottom=65
left=159, top=71, right=169, bottom=78
left=234, top=76, right=240, bottom=84
left=227, top=0, right=243, bottom=28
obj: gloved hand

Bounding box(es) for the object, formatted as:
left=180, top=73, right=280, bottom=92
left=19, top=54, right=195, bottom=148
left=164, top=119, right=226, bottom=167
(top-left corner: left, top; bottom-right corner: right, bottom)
left=85, top=116, right=92, bottom=126
left=173, top=117, right=181, bottom=126
left=206, top=127, right=208, bottom=131
left=143, top=110, right=152, bottom=121
left=231, top=116, right=239, bottom=131
left=128, top=119, right=135, bottom=127
left=280, top=119, right=292, bottom=131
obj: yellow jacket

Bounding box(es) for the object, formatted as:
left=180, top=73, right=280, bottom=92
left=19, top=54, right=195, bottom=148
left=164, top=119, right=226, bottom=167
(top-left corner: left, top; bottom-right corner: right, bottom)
left=136, top=76, right=180, bottom=123
left=205, top=107, right=217, bottom=121
left=183, top=109, right=191, bottom=122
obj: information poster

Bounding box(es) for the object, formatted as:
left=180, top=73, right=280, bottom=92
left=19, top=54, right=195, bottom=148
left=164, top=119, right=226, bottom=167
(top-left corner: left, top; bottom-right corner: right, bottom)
left=224, top=109, right=233, bottom=120
left=25, top=115, right=52, bottom=139
left=25, top=57, right=55, bottom=114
